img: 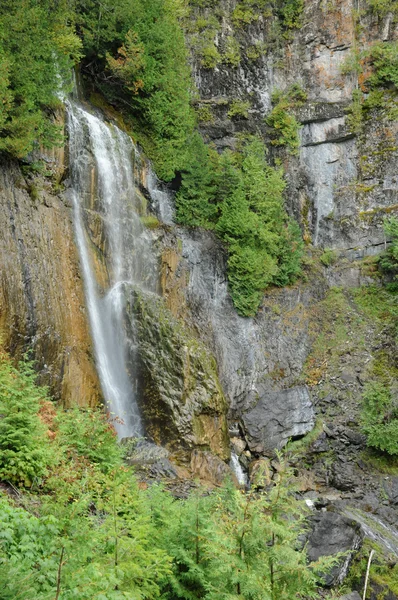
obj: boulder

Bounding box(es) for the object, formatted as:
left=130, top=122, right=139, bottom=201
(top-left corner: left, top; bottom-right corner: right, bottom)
left=243, top=386, right=314, bottom=455
left=123, top=440, right=178, bottom=479
left=130, top=291, right=230, bottom=461
left=190, top=450, right=237, bottom=486
left=331, top=461, right=360, bottom=492
left=307, top=511, right=363, bottom=586
left=383, top=477, right=398, bottom=505
left=337, top=593, right=361, bottom=600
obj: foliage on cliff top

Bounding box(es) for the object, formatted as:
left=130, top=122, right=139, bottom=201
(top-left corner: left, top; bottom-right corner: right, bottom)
left=75, top=0, right=195, bottom=180
left=176, top=136, right=304, bottom=316
left=0, top=0, right=81, bottom=158
left=0, top=0, right=195, bottom=180
left=0, top=351, right=334, bottom=599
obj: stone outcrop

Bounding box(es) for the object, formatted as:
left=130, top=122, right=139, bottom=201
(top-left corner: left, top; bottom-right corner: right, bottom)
left=157, top=228, right=329, bottom=452
left=190, top=449, right=237, bottom=486
left=0, top=159, right=100, bottom=406
left=190, top=0, right=398, bottom=252
left=307, top=511, right=363, bottom=586
left=130, top=290, right=230, bottom=461
left=242, top=386, right=314, bottom=455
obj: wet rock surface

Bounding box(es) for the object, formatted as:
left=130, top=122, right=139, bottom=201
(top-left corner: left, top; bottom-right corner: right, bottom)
left=307, top=511, right=363, bottom=586
left=130, top=290, right=230, bottom=461
left=123, top=439, right=178, bottom=479
left=190, top=449, right=237, bottom=486
left=0, top=159, right=100, bottom=406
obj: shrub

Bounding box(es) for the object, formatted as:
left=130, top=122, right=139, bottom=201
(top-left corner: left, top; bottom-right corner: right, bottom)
left=0, top=351, right=53, bottom=486
left=222, top=36, right=241, bottom=66
left=379, top=216, right=398, bottom=283
left=56, top=407, right=122, bottom=473
left=0, top=0, right=81, bottom=158
left=361, top=382, right=398, bottom=455
left=176, top=136, right=303, bottom=316
left=320, top=248, right=339, bottom=267
left=227, top=99, right=251, bottom=119
left=266, top=86, right=306, bottom=153
left=200, top=43, right=221, bottom=68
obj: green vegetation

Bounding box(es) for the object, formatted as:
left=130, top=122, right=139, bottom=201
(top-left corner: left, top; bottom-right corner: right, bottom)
left=176, top=136, right=304, bottom=316
left=0, top=352, right=53, bottom=486
left=222, top=36, right=241, bottom=66
left=227, top=99, right=251, bottom=119
left=266, top=85, right=306, bottom=154
left=320, top=248, right=339, bottom=267
left=0, top=0, right=195, bottom=181
left=230, top=0, right=303, bottom=30
left=0, top=350, right=334, bottom=599
left=347, top=538, right=398, bottom=599
left=140, top=215, right=161, bottom=229
left=76, top=0, right=196, bottom=181
left=0, top=0, right=305, bottom=316
left=379, top=216, right=398, bottom=287
left=342, top=40, right=398, bottom=134
left=0, top=0, right=81, bottom=158
left=360, top=382, right=398, bottom=455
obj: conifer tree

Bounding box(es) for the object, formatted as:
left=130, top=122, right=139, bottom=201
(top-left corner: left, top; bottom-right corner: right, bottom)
left=175, top=133, right=218, bottom=228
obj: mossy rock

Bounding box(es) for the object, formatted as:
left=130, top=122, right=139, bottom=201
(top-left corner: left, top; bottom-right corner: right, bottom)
left=129, top=291, right=230, bottom=461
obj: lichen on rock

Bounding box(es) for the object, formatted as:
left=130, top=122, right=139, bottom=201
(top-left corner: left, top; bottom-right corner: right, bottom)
left=129, top=290, right=230, bottom=462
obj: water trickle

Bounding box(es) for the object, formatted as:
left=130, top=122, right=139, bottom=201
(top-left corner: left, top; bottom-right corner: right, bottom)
left=146, top=168, right=175, bottom=225
left=66, top=100, right=158, bottom=438
left=230, top=452, right=248, bottom=487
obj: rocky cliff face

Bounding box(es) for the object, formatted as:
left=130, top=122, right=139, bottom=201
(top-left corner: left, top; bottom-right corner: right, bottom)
left=190, top=0, right=398, bottom=252
left=0, top=157, right=100, bottom=406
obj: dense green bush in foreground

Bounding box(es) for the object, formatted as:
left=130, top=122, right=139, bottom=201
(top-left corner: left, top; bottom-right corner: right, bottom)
left=0, top=350, right=333, bottom=599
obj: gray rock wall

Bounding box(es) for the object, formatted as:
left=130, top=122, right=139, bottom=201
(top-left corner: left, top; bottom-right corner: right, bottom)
left=189, top=0, right=398, bottom=250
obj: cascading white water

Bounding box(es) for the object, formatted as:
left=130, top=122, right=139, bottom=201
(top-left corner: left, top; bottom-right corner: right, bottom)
left=230, top=452, right=248, bottom=487
left=66, top=99, right=158, bottom=438
left=146, top=169, right=174, bottom=225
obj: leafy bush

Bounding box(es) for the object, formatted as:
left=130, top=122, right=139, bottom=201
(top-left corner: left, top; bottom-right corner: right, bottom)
left=176, top=136, right=303, bottom=315
left=175, top=133, right=218, bottom=228
left=379, top=216, right=398, bottom=284
left=266, top=85, right=306, bottom=153
left=320, top=248, right=339, bottom=267
left=368, top=42, right=398, bottom=89
left=56, top=407, right=122, bottom=473
left=200, top=43, right=221, bottom=68
left=277, top=0, right=304, bottom=29
left=0, top=352, right=337, bottom=599
left=0, top=351, right=53, bottom=486
left=227, top=99, right=251, bottom=119
left=222, top=36, right=241, bottom=66
left=151, top=458, right=336, bottom=600
left=361, top=382, right=398, bottom=455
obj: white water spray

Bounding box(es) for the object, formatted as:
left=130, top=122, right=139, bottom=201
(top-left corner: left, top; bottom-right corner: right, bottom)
left=230, top=452, right=248, bottom=486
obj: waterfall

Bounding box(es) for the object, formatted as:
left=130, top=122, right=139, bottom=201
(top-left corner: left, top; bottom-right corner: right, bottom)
left=66, top=100, right=157, bottom=438
left=146, top=168, right=174, bottom=225
left=230, top=452, right=248, bottom=487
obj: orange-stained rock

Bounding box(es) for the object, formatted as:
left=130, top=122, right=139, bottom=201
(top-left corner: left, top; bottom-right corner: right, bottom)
left=190, top=450, right=237, bottom=487
left=0, top=159, right=101, bottom=407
